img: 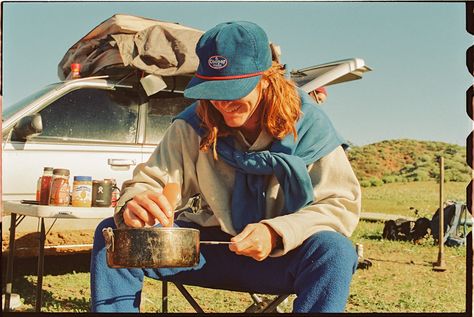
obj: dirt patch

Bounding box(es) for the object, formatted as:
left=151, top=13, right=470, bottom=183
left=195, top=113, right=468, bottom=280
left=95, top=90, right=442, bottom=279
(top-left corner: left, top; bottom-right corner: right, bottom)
left=2, top=230, right=96, bottom=257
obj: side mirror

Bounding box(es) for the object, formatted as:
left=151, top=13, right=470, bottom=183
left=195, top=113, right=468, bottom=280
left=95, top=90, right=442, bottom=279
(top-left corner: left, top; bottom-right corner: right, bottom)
left=12, top=114, right=43, bottom=141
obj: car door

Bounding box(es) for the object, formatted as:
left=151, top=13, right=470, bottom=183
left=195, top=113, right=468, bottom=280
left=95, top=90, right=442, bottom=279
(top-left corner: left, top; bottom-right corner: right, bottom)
left=2, top=84, right=143, bottom=201
left=290, top=58, right=372, bottom=92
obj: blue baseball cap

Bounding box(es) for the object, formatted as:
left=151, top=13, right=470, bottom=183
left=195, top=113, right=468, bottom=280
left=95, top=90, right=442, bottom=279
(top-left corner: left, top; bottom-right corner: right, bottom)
left=184, top=21, right=272, bottom=101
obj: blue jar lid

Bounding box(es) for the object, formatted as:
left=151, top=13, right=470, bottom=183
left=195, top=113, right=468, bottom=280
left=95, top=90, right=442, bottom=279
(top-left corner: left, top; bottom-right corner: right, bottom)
left=74, top=176, right=92, bottom=181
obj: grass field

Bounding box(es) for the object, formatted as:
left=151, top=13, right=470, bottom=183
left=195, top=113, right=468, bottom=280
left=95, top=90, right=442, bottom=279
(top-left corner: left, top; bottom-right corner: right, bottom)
left=3, top=181, right=470, bottom=313
left=361, top=181, right=467, bottom=217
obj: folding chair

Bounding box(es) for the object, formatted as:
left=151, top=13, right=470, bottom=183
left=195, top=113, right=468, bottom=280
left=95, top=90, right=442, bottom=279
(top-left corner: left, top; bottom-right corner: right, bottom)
left=161, top=281, right=291, bottom=313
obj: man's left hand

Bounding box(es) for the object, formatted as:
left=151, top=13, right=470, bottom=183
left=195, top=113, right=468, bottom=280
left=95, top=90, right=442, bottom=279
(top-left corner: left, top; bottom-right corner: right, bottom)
left=229, top=223, right=281, bottom=261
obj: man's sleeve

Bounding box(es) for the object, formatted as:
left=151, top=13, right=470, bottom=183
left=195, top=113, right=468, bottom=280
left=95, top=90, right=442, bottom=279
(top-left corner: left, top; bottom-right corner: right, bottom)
left=114, top=120, right=200, bottom=228
left=260, top=146, right=361, bottom=256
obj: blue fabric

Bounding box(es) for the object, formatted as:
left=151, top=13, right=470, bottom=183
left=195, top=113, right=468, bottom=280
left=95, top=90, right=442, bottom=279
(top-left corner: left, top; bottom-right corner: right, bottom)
left=91, top=217, right=358, bottom=312
left=174, top=89, right=346, bottom=232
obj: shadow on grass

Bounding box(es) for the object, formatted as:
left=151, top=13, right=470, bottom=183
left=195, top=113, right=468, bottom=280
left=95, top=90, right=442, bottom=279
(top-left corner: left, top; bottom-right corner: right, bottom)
left=10, top=275, right=90, bottom=312
left=2, top=252, right=91, bottom=279
left=11, top=275, right=54, bottom=310
left=367, top=257, right=433, bottom=267
left=359, top=233, right=383, bottom=241
left=2, top=252, right=92, bottom=312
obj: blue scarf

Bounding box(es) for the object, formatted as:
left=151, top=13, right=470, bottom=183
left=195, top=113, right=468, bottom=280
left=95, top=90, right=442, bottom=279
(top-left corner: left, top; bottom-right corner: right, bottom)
left=173, top=89, right=346, bottom=232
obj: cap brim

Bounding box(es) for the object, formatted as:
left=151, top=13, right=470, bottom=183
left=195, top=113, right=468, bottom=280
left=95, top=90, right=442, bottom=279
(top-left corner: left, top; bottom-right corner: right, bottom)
left=184, top=75, right=261, bottom=101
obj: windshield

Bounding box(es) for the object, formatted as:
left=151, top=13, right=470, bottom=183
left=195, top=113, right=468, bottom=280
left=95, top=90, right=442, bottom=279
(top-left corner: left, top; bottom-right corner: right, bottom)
left=2, top=83, right=62, bottom=121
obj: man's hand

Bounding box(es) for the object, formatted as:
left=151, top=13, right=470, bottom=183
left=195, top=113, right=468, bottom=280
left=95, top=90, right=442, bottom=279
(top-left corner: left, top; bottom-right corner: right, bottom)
left=229, top=223, right=281, bottom=261
left=309, top=89, right=327, bottom=104
left=123, top=190, right=173, bottom=228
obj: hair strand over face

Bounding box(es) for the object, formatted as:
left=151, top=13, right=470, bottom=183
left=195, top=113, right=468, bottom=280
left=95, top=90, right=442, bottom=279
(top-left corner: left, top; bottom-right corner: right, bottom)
left=196, top=62, right=302, bottom=160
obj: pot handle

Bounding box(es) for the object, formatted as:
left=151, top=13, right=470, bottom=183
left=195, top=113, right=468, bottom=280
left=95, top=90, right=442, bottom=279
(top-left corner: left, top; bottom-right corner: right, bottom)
left=102, top=227, right=114, bottom=252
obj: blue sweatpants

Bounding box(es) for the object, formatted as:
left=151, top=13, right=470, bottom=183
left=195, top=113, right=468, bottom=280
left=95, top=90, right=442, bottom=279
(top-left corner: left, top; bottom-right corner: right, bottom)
left=91, top=217, right=358, bottom=313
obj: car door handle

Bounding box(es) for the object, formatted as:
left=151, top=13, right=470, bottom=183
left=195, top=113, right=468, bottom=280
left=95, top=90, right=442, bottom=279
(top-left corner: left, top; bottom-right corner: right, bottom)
left=107, top=159, right=136, bottom=167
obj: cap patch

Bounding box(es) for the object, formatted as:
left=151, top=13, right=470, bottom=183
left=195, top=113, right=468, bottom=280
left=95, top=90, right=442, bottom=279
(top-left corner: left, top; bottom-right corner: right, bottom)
left=208, top=56, right=228, bottom=70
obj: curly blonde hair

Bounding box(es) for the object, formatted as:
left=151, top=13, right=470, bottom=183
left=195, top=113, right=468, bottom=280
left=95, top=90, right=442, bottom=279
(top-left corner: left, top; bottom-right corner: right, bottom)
left=196, top=62, right=302, bottom=159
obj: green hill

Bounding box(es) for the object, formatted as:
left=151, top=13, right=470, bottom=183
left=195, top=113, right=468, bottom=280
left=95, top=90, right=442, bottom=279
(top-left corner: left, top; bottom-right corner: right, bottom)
left=347, top=139, right=471, bottom=187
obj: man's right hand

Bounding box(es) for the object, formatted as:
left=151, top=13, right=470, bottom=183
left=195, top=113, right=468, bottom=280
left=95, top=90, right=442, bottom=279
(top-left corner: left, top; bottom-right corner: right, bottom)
left=123, top=190, right=173, bottom=228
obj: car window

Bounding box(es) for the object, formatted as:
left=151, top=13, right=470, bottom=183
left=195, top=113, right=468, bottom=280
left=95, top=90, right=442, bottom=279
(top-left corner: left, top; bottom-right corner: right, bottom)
left=145, top=91, right=193, bottom=144
left=3, top=83, right=61, bottom=121
left=30, top=88, right=139, bottom=144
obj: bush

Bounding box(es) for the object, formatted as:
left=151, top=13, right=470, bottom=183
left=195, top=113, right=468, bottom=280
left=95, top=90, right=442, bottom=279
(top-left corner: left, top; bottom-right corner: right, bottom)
left=444, top=170, right=471, bottom=182
left=445, top=161, right=469, bottom=171
left=360, top=180, right=371, bottom=188
left=418, top=154, right=431, bottom=163
left=444, top=146, right=458, bottom=155
left=410, top=170, right=430, bottom=181
left=369, top=177, right=384, bottom=187
left=382, top=175, right=398, bottom=184
left=400, top=164, right=416, bottom=174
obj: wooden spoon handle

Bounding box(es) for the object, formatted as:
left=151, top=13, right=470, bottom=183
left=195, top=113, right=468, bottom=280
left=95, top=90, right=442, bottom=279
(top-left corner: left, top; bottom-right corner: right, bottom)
left=162, top=182, right=181, bottom=227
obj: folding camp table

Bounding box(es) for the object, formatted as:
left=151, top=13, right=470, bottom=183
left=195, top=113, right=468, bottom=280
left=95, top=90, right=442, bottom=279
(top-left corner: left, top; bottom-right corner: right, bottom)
left=2, top=201, right=113, bottom=312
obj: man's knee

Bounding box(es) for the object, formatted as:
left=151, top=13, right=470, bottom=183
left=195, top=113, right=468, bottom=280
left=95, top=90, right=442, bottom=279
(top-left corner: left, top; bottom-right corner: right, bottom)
left=302, top=231, right=358, bottom=273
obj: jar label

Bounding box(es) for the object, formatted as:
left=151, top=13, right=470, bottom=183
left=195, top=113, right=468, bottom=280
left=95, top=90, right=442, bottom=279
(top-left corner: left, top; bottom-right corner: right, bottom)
left=50, top=179, right=70, bottom=206
left=72, top=183, right=92, bottom=207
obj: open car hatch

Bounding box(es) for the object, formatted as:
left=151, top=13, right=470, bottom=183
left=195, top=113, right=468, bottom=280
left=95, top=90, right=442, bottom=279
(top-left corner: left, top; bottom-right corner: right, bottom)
left=291, top=58, right=372, bottom=93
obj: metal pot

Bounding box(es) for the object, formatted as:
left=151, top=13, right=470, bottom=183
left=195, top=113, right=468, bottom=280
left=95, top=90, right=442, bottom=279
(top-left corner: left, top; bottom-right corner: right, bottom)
left=102, top=227, right=200, bottom=268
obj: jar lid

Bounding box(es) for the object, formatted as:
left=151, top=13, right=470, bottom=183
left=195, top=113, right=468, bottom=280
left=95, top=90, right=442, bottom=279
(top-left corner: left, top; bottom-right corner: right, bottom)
left=74, top=176, right=92, bottom=181
left=93, top=179, right=112, bottom=184
left=43, top=167, right=54, bottom=171
left=53, top=168, right=70, bottom=176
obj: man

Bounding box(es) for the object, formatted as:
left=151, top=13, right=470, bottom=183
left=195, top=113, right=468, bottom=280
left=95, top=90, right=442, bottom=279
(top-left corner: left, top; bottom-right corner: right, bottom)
left=91, top=20, right=361, bottom=313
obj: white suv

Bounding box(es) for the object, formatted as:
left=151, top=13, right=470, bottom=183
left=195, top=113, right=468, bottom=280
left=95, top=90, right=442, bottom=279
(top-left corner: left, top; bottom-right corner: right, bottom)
left=2, top=58, right=371, bottom=203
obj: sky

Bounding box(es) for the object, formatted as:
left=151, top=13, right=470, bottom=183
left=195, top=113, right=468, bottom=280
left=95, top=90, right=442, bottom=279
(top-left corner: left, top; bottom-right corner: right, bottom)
left=2, top=1, right=472, bottom=146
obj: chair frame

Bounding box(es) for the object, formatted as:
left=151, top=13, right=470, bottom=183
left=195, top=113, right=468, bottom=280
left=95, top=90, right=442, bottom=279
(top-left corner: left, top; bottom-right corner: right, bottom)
left=161, top=281, right=290, bottom=313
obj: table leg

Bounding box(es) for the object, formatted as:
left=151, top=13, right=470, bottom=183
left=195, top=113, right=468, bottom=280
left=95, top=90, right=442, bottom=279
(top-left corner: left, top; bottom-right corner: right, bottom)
left=162, top=280, right=168, bottom=313
left=35, top=218, right=46, bottom=312
left=4, top=213, right=17, bottom=312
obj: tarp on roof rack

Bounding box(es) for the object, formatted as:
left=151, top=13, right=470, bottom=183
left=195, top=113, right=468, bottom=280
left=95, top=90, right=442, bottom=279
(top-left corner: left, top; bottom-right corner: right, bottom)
left=58, top=14, right=204, bottom=80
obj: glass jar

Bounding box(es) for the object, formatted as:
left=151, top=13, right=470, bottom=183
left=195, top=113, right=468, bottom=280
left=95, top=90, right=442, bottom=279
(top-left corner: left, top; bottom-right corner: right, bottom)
left=49, top=168, right=71, bottom=206
left=39, top=167, right=54, bottom=205
left=36, top=177, right=42, bottom=202
left=70, top=63, right=81, bottom=79
left=72, top=176, right=93, bottom=207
